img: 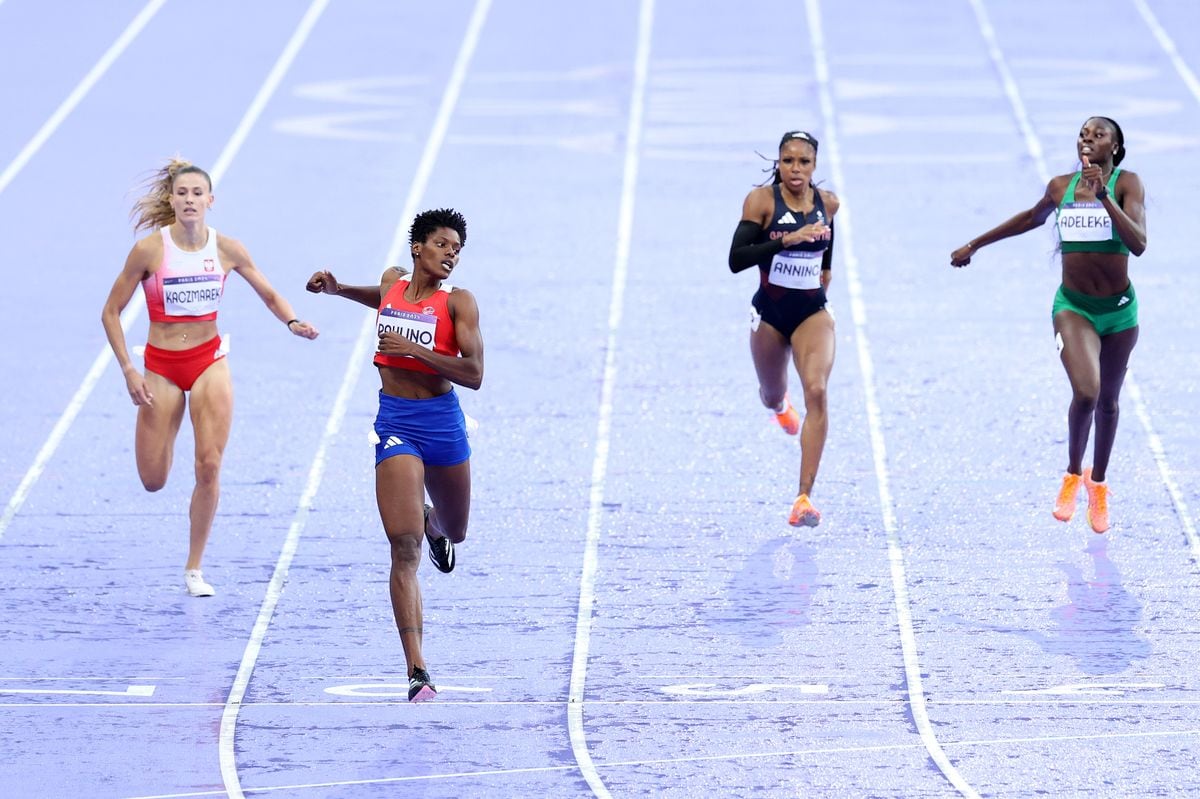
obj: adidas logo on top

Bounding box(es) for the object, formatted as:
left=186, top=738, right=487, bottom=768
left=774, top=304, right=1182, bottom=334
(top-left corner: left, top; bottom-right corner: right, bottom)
left=777, top=211, right=797, bottom=225
left=384, top=436, right=404, bottom=449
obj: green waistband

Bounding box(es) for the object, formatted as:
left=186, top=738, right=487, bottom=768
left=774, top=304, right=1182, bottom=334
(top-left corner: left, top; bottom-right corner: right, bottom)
left=1057, top=283, right=1136, bottom=314
left=1061, top=239, right=1128, bottom=254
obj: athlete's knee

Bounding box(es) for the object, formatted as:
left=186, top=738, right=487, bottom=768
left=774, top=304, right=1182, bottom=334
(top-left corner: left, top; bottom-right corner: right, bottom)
left=426, top=503, right=468, bottom=544
left=194, top=452, right=223, bottom=486
left=1071, top=386, right=1099, bottom=413
left=801, top=381, right=828, bottom=412
left=1096, top=395, right=1120, bottom=417
left=443, top=518, right=469, bottom=545
left=759, top=385, right=786, bottom=410
left=140, top=474, right=167, bottom=493
left=387, top=530, right=422, bottom=567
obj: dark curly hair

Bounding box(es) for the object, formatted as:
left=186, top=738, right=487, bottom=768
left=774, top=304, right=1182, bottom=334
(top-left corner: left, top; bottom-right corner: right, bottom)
left=409, top=208, right=467, bottom=247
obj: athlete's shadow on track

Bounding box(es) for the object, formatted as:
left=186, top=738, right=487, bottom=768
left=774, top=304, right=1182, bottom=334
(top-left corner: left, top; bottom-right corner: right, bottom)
left=698, top=538, right=817, bottom=647
left=1036, top=537, right=1152, bottom=674
left=971, top=537, right=1151, bottom=675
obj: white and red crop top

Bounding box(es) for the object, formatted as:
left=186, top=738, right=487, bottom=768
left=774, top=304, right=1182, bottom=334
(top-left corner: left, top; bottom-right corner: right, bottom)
left=374, top=275, right=459, bottom=375
left=142, top=227, right=227, bottom=323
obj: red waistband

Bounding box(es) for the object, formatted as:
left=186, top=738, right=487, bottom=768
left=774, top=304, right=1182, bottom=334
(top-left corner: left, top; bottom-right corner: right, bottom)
left=144, top=335, right=222, bottom=360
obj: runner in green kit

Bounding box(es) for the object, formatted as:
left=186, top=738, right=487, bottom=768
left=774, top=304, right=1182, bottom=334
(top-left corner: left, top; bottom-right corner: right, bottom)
left=950, top=117, right=1147, bottom=534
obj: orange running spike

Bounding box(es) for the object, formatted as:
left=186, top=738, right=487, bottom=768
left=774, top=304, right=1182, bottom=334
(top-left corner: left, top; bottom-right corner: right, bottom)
left=774, top=394, right=800, bottom=436
left=788, top=494, right=821, bottom=528
left=1053, top=472, right=1082, bottom=522
left=1083, top=467, right=1110, bottom=534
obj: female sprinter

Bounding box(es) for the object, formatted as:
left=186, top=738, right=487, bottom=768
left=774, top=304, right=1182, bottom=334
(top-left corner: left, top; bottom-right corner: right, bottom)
left=101, top=159, right=319, bottom=597
left=305, top=208, right=482, bottom=703
left=951, top=117, right=1146, bottom=533
left=729, top=130, right=839, bottom=528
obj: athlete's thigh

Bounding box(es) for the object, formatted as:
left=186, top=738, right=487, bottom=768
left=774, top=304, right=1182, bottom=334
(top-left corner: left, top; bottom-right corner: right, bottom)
left=789, top=308, right=836, bottom=385
left=187, top=359, right=234, bottom=456
left=135, top=371, right=187, bottom=474
left=750, top=316, right=792, bottom=384
left=424, top=460, right=472, bottom=538
left=1098, top=325, right=1138, bottom=392
left=1053, top=310, right=1101, bottom=391
left=376, top=454, right=426, bottom=538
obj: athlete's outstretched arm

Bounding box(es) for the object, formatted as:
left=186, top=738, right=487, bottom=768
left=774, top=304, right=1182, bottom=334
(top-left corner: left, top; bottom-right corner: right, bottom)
left=222, top=236, right=318, bottom=338
left=950, top=182, right=1059, bottom=267
left=305, top=268, right=385, bottom=308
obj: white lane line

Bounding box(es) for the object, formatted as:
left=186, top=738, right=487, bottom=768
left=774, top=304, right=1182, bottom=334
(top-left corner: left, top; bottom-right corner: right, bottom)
left=1127, top=0, right=1200, bottom=562
left=0, top=671, right=181, bottom=676
left=0, top=0, right=166, bottom=196
left=805, top=1, right=979, bottom=797
left=124, top=726, right=1200, bottom=798
left=0, top=0, right=329, bottom=544
left=214, top=2, right=493, bottom=797
left=0, top=684, right=154, bottom=697
left=1132, top=0, right=1200, bottom=104
left=0, top=0, right=168, bottom=542
left=567, top=1, right=654, bottom=798
left=12, top=697, right=1200, bottom=710
left=968, top=0, right=1199, bottom=561
left=1127, top=380, right=1199, bottom=559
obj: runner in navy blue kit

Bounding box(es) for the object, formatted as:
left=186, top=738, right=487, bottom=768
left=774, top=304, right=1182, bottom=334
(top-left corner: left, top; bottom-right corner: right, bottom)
left=951, top=117, right=1147, bottom=533
left=101, top=159, right=318, bottom=598
left=729, top=131, right=839, bottom=527
left=306, top=208, right=482, bottom=702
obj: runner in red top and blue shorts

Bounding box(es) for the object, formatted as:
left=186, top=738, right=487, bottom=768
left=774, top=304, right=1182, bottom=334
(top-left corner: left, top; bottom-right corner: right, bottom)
left=307, top=208, right=484, bottom=703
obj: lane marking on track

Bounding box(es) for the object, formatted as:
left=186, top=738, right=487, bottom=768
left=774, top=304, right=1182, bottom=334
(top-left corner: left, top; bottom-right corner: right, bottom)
left=0, top=0, right=166, bottom=196
left=12, top=696, right=1200, bottom=710
left=0, top=0, right=318, bottom=544
left=806, top=1, right=979, bottom=797
left=120, top=727, right=1200, bottom=798
left=660, top=683, right=829, bottom=696
left=0, top=0, right=167, bottom=543
left=1003, top=682, right=1165, bottom=696
left=1132, top=0, right=1200, bottom=105
left=968, top=0, right=1199, bottom=563
left=568, top=2, right=654, bottom=799
left=323, top=683, right=493, bottom=696
left=215, top=2, right=492, bottom=798
left=0, top=684, right=155, bottom=697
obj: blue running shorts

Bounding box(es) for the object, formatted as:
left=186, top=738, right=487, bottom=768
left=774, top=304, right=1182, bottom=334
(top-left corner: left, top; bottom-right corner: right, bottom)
left=373, top=389, right=471, bottom=467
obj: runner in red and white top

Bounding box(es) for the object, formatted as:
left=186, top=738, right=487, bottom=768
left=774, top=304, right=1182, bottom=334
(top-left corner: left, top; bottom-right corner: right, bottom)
left=101, top=158, right=318, bottom=597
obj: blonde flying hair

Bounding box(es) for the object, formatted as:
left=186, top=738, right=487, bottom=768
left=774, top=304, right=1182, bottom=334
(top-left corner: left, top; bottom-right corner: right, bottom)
left=129, top=158, right=213, bottom=233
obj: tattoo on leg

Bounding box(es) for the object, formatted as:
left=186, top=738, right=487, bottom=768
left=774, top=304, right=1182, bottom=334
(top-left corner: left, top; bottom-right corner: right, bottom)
left=398, top=626, right=423, bottom=635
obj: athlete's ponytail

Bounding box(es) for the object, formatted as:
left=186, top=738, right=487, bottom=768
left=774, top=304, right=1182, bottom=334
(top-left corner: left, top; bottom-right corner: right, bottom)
left=1099, top=117, right=1126, bottom=166
left=130, top=159, right=213, bottom=233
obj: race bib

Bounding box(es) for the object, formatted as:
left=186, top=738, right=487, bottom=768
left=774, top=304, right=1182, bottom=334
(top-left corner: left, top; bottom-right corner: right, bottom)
left=767, top=249, right=823, bottom=290
left=163, top=273, right=224, bottom=316
left=378, top=306, right=437, bottom=350
left=1057, top=202, right=1112, bottom=243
